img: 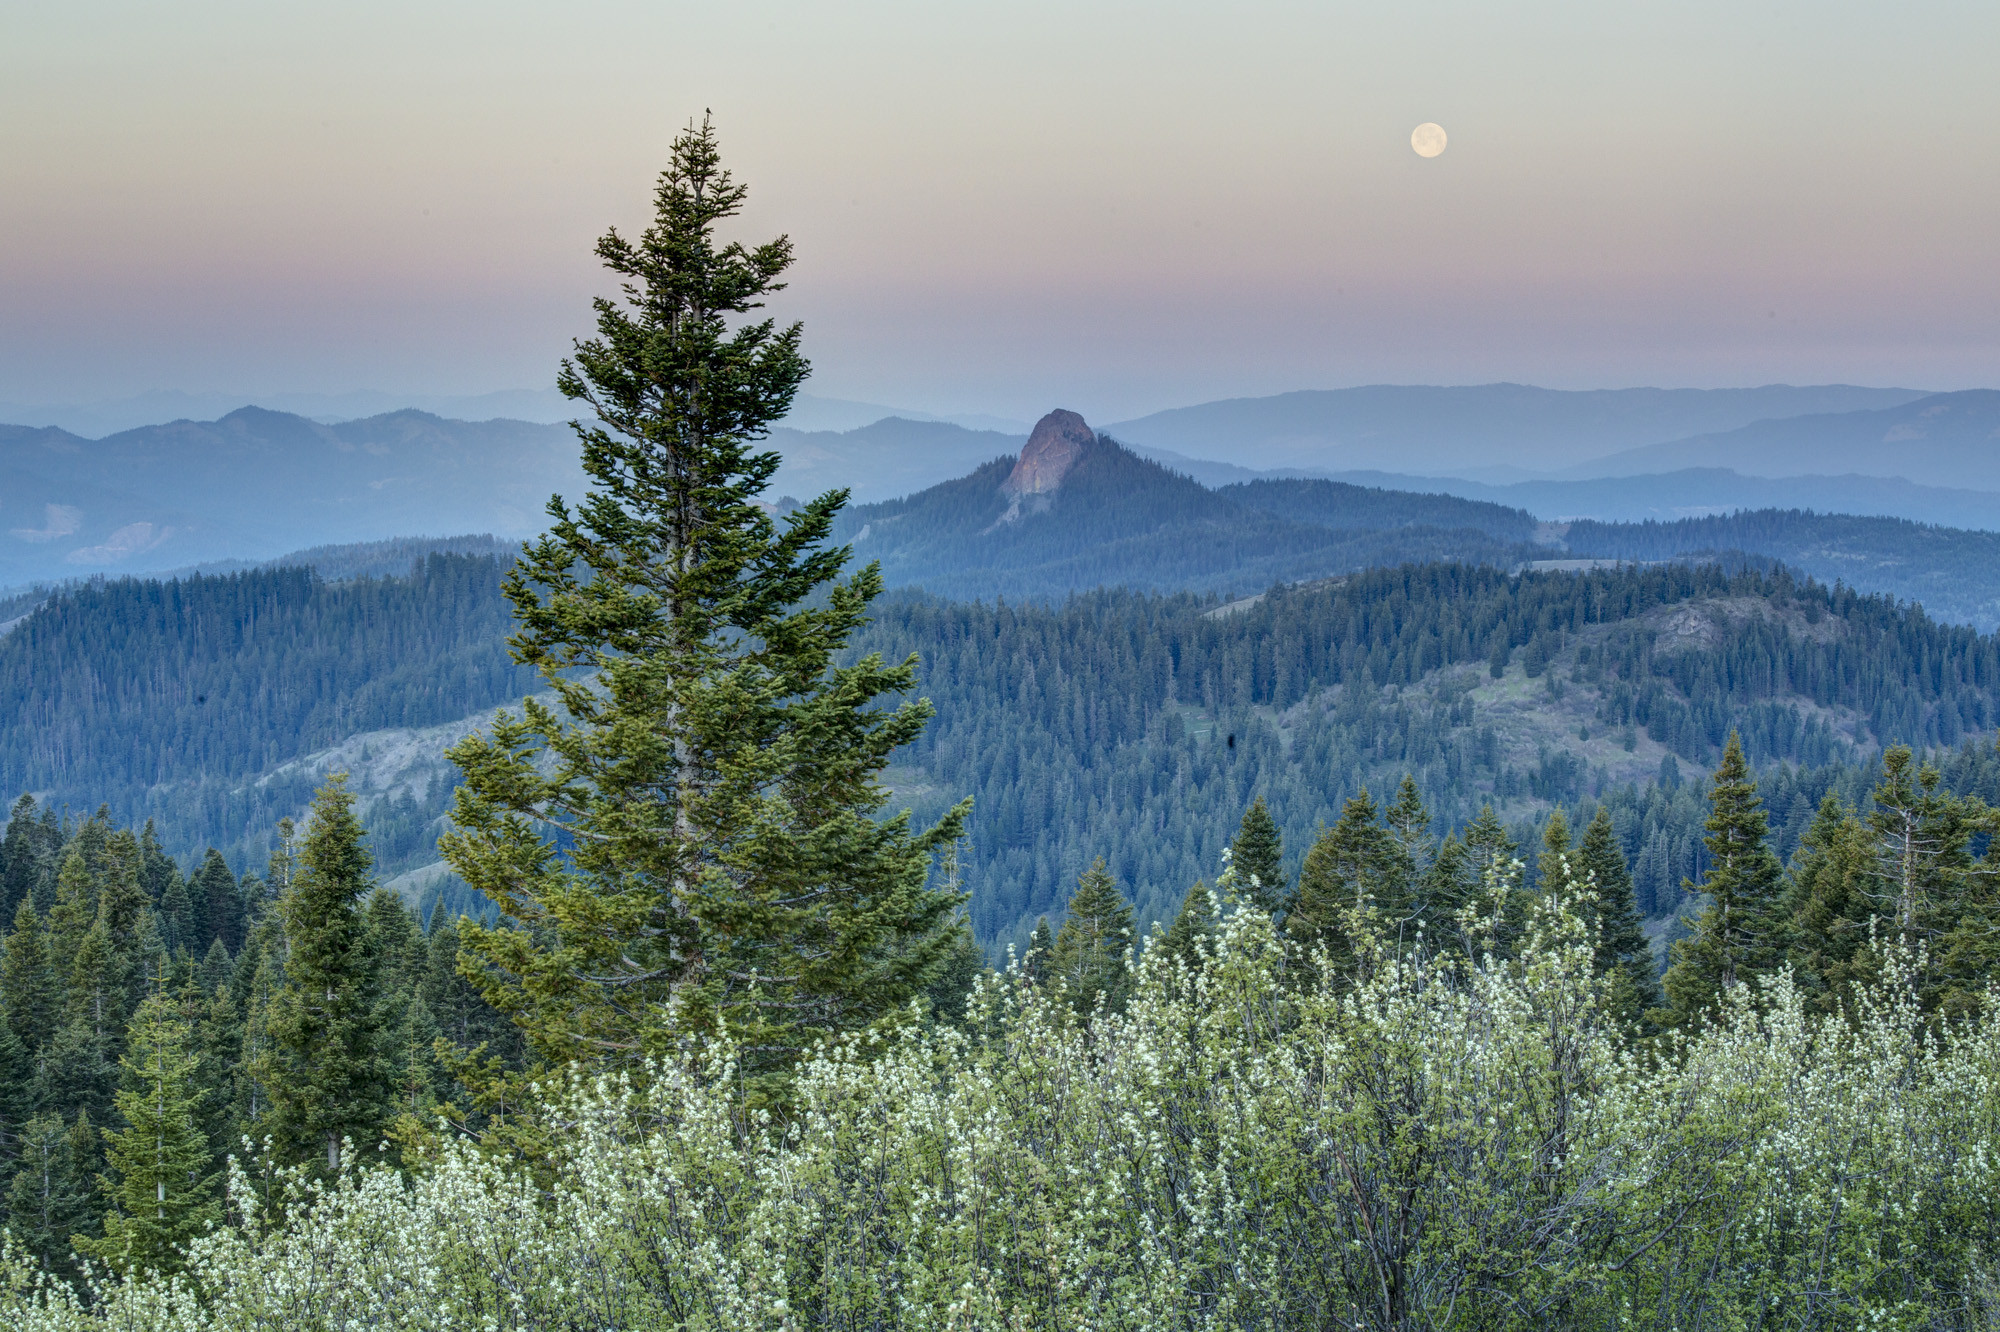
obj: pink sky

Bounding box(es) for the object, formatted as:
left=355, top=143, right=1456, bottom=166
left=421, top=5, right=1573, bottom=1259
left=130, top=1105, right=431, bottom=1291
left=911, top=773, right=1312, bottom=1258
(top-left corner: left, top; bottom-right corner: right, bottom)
left=4, top=0, right=1996, bottom=421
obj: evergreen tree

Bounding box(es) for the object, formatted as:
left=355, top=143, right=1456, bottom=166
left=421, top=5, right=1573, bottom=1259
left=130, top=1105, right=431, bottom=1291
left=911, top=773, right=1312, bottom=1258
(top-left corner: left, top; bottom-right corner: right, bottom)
left=159, top=874, right=195, bottom=956
left=1162, top=880, right=1216, bottom=969
left=1535, top=808, right=1573, bottom=897
left=5, top=1111, right=92, bottom=1279
left=75, top=985, right=220, bottom=1277
left=1230, top=797, right=1287, bottom=915
left=1575, top=808, right=1662, bottom=1027
left=1784, top=794, right=1877, bottom=1018
left=137, top=821, right=178, bottom=908
left=921, top=913, right=982, bottom=1028
left=191, top=849, right=242, bottom=954
left=266, top=777, right=387, bottom=1172
left=2, top=795, right=46, bottom=919
left=3, top=896, right=61, bottom=1055
left=1661, top=733, right=1788, bottom=1027
left=1383, top=775, right=1434, bottom=891
left=1291, top=791, right=1405, bottom=970
left=1023, top=917, right=1055, bottom=985
left=1865, top=746, right=1993, bottom=1018
left=1048, top=860, right=1134, bottom=1014
left=441, top=119, right=966, bottom=1098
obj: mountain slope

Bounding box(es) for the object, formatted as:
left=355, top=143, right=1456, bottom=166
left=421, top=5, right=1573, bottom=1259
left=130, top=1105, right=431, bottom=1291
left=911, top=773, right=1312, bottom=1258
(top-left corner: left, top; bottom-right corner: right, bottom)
left=1575, top=391, right=2000, bottom=488
left=1104, top=383, right=1929, bottom=476
left=835, top=411, right=1541, bottom=598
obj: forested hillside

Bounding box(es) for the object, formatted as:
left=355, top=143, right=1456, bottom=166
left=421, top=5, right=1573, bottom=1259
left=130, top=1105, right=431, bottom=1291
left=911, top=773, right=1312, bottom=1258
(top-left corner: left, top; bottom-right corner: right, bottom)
left=853, top=562, right=2000, bottom=949
left=8, top=549, right=2000, bottom=955
left=0, top=555, right=533, bottom=893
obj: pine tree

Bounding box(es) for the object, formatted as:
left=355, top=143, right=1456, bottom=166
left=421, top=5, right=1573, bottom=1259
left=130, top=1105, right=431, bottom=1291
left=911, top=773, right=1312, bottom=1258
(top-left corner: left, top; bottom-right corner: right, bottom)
left=1162, top=880, right=1216, bottom=969
left=137, top=821, right=178, bottom=908
left=1290, top=791, right=1405, bottom=970
left=266, top=776, right=388, bottom=1172
left=2, top=795, right=45, bottom=920
left=159, top=874, right=195, bottom=956
left=1784, top=795, right=1877, bottom=1018
left=441, top=120, right=967, bottom=1098
left=3, top=896, right=61, bottom=1055
left=1575, top=809, right=1662, bottom=1027
left=1661, top=733, right=1788, bottom=1027
left=921, top=913, right=983, bottom=1027
left=1048, top=860, right=1134, bottom=1014
left=1023, top=917, right=1055, bottom=985
left=1535, top=808, right=1573, bottom=897
left=1230, top=798, right=1287, bottom=915
left=5, top=1111, right=92, bottom=1279
left=1865, top=746, right=1992, bottom=1018
left=1383, top=775, right=1434, bottom=893
left=191, top=850, right=242, bottom=954
left=75, top=984, right=220, bottom=1277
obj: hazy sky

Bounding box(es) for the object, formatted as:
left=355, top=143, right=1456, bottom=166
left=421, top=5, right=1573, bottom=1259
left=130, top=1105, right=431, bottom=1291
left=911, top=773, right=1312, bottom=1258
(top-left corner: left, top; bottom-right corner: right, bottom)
left=3, top=0, right=1996, bottom=422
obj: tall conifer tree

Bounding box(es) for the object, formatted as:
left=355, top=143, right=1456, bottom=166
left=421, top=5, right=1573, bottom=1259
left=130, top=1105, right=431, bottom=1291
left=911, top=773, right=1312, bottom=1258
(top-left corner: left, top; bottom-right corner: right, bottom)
left=1575, top=809, right=1662, bottom=1026
left=75, top=985, right=219, bottom=1277
left=1661, top=733, right=1788, bottom=1026
left=1048, top=859, right=1134, bottom=1014
left=1230, top=798, right=1287, bottom=915
left=442, top=119, right=966, bottom=1098
left=266, top=777, right=387, bottom=1171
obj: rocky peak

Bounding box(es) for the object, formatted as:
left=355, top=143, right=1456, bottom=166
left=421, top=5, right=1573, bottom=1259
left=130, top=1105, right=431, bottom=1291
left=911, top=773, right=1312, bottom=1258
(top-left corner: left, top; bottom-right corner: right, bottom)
left=1002, top=410, right=1094, bottom=497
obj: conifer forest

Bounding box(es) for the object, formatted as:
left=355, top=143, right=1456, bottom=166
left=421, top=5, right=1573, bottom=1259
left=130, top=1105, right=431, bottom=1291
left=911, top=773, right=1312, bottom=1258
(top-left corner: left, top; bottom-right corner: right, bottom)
left=6, top=124, right=2000, bottom=1331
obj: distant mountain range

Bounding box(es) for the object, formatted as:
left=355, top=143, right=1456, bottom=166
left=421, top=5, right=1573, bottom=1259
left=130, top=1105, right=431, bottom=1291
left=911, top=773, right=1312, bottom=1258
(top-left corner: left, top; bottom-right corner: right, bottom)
left=7, top=383, right=2000, bottom=590
left=835, top=411, right=2000, bottom=629
left=1102, top=383, right=1932, bottom=477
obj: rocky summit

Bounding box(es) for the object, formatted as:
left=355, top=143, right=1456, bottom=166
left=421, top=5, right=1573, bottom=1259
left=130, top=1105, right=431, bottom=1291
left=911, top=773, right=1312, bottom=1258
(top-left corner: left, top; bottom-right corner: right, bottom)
left=1002, top=409, right=1094, bottom=496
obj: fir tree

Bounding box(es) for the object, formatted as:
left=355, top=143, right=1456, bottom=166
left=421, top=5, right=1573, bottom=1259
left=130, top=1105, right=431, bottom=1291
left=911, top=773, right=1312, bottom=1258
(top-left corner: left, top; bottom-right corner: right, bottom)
left=159, top=874, right=195, bottom=956
left=1575, top=809, right=1662, bottom=1027
left=1290, top=791, right=1404, bottom=970
left=1023, top=917, right=1055, bottom=985
left=1784, top=795, right=1877, bottom=1018
left=441, top=119, right=966, bottom=1098
left=1383, top=775, right=1434, bottom=891
left=1535, top=808, right=1573, bottom=897
left=1230, top=798, right=1287, bottom=915
left=2, top=794, right=46, bottom=920
left=266, top=777, right=388, bottom=1172
left=75, top=985, right=220, bottom=1277
left=921, top=913, right=983, bottom=1027
left=1660, top=733, right=1788, bottom=1027
left=1865, top=746, right=1993, bottom=1019
left=137, top=821, right=178, bottom=908
left=1162, top=880, right=1216, bottom=969
left=1048, top=859, right=1134, bottom=1014
left=191, top=849, right=242, bottom=954
left=3, top=896, right=61, bottom=1055
left=5, top=1111, right=92, bottom=1279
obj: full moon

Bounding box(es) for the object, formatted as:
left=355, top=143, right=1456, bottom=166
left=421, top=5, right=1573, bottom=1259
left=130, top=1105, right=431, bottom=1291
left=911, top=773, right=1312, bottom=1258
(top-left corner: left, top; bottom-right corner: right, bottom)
left=1410, top=123, right=1447, bottom=158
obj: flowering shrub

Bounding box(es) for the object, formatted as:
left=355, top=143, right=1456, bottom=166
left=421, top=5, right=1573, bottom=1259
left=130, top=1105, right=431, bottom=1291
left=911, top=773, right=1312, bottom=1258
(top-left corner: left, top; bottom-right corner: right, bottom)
left=7, top=884, right=1999, bottom=1330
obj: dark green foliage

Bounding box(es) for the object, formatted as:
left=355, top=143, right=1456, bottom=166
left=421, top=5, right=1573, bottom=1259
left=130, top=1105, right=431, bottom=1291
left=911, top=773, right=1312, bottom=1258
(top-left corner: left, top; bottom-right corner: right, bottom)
left=1291, top=790, right=1408, bottom=970
left=266, top=777, right=388, bottom=1172
left=1048, top=860, right=1135, bottom=1014
left=5, top=1112, right=93, bottom=1280
left=1023, top=917, right=1054, bottom=984
left=75, top=985, right=220, bottom=1277
left=1161, top=881, right=1216, bottom=969
left=442, top=120, right=966, bottom=1101
left=1575, top=808, right=1662, bottom=1026
left=1661, top=735, right=1790, bottom=1027
left=0, top=555, right=534, bottom=875
left=1229, top=797, right=1287, bottom=915
left=845, top=560, right=2000, bottom=949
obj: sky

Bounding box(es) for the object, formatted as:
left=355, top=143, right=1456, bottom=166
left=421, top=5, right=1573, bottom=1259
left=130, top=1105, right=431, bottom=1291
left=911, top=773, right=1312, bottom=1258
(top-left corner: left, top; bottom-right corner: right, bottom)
left=3, top=0, right=1997, bottom=424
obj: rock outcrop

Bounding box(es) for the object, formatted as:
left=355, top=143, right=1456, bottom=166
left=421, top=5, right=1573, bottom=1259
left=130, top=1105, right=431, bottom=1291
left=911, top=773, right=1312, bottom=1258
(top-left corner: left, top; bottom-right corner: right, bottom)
left=1002, top=410, right=1094, bottom=497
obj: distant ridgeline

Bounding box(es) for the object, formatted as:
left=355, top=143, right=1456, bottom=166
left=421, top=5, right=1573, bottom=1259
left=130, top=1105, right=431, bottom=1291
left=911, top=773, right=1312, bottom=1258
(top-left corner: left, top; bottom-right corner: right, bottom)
left=836, top=410, right=2000, bottom=629
left=0, top=552, right=532, bottom=919
left=9, top=478, right=2000, bottom=950
left=854, top=562, right=2000, bottom=951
